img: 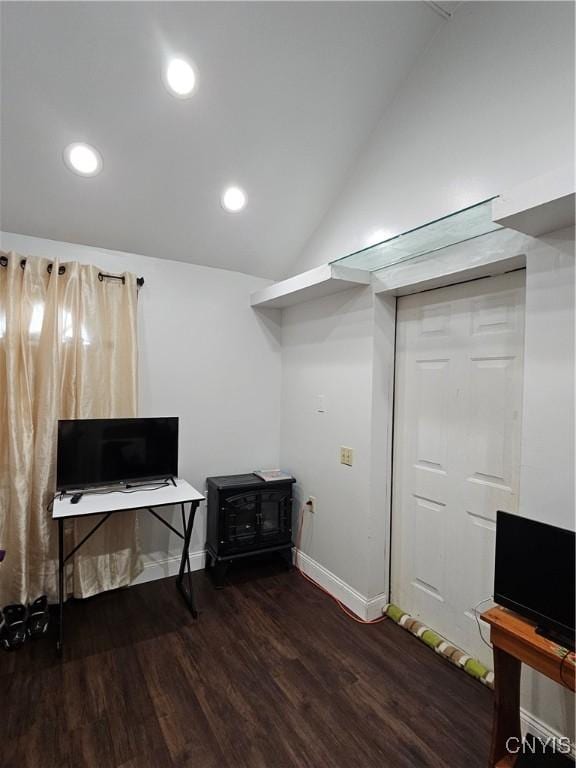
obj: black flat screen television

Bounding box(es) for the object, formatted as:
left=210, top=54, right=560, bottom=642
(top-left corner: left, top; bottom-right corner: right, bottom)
left=57, top=417, right=179, bottom=491
left=494, top=510, right=575, bottom=648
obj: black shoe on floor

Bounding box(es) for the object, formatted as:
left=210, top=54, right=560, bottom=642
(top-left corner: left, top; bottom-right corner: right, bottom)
left=0, top=603, right=27, bottom=650
left=28, top=596, right=50, bottom=638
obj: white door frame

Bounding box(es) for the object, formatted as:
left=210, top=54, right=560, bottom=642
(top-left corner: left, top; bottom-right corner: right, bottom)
left=388, top=270, right=526, bottom=663
left=374, top=241, right=529, bottom=611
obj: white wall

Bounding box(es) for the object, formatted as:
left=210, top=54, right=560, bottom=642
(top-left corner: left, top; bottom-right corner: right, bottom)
left=517, top=229, right=575, bottom=742
left=0, top=231, right=282, bottom=574
left=280, top=287, right=375, bottom=597
left=279, top=285, right=395, bottom=618
left=278, top=228, right=575, bottom=740
left=519, top=230, right=575, bottom=530
left=290, top=1, right=575, bottom=276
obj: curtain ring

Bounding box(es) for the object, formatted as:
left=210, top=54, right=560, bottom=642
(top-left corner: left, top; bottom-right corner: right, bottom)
left=20, top=259, right=26, bottom=270
left=0, top=255, right=7, bottom=267
left=47, top=264, right=67, bottom=275
left=98, top=272, right=104, bottom=282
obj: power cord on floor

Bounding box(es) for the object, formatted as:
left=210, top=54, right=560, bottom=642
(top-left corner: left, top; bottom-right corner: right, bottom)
left=294, top=502, right=387, bottom=625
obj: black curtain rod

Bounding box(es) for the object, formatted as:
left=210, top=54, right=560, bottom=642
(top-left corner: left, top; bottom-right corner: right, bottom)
left=0, top=254, right=144, bottom=287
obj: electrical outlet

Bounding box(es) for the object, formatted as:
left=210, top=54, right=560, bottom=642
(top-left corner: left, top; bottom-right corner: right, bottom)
left=306, top=496, right=316, bottom=513
left=340, top=446, right=353, bottom=466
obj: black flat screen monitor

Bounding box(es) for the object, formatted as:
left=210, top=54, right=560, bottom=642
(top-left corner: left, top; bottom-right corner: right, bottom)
left=57, top=417, right=179, bottom=490
left=494, top=510, right=575, bottom=646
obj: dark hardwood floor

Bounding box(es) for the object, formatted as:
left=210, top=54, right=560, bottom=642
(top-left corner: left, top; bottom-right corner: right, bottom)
left=1, top=560, right=493, bottom=767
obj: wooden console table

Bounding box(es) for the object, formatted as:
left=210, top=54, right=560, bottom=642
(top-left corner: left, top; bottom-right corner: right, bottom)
left=482, top=606, right=575, bottom=767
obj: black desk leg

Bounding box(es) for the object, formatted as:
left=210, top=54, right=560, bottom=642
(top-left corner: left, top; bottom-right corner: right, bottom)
left=57, top=518, right=64, bottom=656
left=176, top=501, right=199, bottom=618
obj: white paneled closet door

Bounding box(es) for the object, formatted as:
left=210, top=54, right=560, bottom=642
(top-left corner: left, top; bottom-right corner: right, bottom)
left=391, top=271, right=525, bottom=666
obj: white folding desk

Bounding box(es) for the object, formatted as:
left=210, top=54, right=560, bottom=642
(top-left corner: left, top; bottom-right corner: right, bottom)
left=52, top=478, right=205, bottom=654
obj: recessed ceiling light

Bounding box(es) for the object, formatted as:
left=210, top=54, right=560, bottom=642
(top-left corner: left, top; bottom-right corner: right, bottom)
left=221, top=186, right=247, bottom=213
left=165, top=58, right=196, bottom=97
left=64, top=143, right=102, bottom=177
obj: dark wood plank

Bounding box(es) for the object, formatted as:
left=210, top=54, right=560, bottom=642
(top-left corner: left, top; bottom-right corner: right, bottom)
left=0, top=563, right=493, bottom=767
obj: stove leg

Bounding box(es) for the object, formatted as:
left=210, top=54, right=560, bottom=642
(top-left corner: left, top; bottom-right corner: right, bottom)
left=279, top=548, right=293, bottom=570
left=211, top=560, right=228, bottom=589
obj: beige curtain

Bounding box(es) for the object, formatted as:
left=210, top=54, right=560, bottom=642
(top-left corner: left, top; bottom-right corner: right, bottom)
left=0, top=251, right=143, bottom=606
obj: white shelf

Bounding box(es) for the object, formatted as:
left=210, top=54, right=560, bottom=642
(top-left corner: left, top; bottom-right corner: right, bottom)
left=250, top=264, right=371, bottom=309
left=492, top=167, right=575, bottom=236
left=252, top=169, right=573, bottom=312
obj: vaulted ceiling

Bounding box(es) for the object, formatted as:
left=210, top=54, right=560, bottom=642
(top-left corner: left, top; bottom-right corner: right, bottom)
left=1, top=2, right=446, bottom=279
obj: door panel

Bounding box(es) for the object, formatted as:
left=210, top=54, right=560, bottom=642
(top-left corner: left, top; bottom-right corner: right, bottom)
left=415, top=358, right=451, bottom=470
left=392, top=271, right=525, bottom=666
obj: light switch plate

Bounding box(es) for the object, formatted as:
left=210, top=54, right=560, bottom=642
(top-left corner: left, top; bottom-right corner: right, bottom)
left=340, top=446, right=353, bottom=466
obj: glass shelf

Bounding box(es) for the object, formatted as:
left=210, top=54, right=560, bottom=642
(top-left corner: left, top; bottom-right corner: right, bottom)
left=331, top=198, right=502, bottom=273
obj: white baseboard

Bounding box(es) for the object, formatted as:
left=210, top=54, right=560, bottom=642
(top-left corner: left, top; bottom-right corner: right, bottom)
left=134, top=547, right=387, bottom=621
left=293, top=548, right=387, bottom=621
left=365, top=592, right=390, bottom=621
left=131, top=549, right=205, bottom=586
left=520, top=707, right=576, bottom=759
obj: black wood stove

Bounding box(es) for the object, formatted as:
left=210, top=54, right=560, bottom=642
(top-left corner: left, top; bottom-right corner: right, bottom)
left=205, top=473, right=295, bottom=587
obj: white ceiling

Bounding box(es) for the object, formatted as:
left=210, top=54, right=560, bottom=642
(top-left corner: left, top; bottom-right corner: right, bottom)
left=0, top=2, right=444, bottom=279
